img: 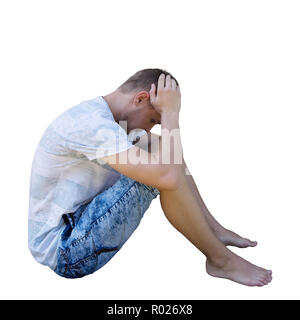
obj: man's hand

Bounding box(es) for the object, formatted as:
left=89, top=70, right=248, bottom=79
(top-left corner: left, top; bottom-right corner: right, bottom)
left=149, top=73, right=181, bottom=114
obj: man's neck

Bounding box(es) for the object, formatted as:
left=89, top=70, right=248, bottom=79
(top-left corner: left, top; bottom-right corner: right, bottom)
left=102, top=90, right=129, bottom=123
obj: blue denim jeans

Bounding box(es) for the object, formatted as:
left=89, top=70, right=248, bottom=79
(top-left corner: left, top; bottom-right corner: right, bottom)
left=54, top=174, right=160, bottom=279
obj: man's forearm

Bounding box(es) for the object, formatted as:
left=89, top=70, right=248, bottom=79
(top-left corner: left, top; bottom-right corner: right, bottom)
left=157, top=110, right=184, bottom=183
left=132, top=111, right=184, bottom=187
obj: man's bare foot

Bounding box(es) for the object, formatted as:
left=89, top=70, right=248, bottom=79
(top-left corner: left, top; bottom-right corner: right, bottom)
left=206, top=251, right=272, bottom=287
left=215, top=227, right=257, bottom=248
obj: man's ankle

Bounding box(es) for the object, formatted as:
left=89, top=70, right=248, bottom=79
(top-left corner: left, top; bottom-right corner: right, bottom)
left=206, top=251, right=231, bottom=268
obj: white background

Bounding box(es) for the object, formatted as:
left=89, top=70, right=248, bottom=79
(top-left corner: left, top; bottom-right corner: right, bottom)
left=0, top=0, right=299, bottom=300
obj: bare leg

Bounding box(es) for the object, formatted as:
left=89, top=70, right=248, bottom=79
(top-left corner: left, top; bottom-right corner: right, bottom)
left=158, top=167, right=272, bottom=287
left=142, top=133, right=257, bottom=248
left=183, top=159, right=257, bottom=248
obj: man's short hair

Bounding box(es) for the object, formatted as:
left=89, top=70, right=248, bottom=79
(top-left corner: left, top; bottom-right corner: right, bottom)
left=118, top=68, right=179, bottom=94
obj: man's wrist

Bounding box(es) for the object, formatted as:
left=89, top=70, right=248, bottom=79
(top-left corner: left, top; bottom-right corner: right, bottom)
left=160, top=109, right=180, bottom=130
left=160, top=109, right=180, bottom=118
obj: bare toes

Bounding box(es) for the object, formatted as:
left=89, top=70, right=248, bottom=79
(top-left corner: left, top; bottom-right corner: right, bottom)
left=249, top=240, right=257, bottom=247
left=256, top=281, right=265, bottom=287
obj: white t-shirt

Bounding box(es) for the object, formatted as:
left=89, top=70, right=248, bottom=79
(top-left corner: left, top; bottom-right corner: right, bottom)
left=28, top=96, right=146, bottom=270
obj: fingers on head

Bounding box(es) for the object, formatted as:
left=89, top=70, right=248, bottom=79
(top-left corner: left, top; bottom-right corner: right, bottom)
left=150, top=83, right=156, bottom=93
left=171, top=78, right=177, bottom=90
left=157, top=73, right=180, bottom=93
left=157, top=73, right=165, bottom=91
left=165, top=74, right=171, bottom=89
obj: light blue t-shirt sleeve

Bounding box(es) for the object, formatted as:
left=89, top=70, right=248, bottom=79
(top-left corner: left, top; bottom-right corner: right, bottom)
left=49, top=105, right=135, bottom=161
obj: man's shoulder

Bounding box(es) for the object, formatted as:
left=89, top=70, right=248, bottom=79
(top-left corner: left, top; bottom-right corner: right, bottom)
left=57, top=96, right=112, bottom=122
left=48, top=96, right=116, bottom=133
